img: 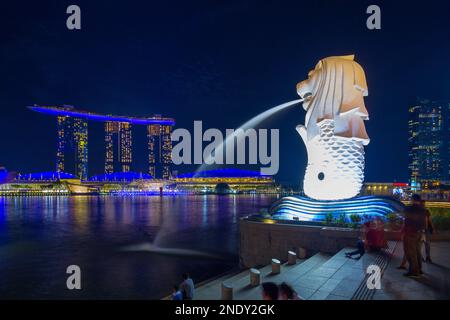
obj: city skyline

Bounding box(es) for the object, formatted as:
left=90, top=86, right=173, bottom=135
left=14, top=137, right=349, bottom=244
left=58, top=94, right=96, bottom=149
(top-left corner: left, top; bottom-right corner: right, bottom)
left=30, top=105, right=175, bottom=179
left=2, top=1, right=450, bottom=184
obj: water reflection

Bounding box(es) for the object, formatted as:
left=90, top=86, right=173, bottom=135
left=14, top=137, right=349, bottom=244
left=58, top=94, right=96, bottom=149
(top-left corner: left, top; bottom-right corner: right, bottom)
left=0, top=194, right=276, bottom=299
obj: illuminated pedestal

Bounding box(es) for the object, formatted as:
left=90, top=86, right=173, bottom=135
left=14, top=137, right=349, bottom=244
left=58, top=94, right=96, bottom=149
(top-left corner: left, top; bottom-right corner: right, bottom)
left=270, top=196, right=404, bottom=222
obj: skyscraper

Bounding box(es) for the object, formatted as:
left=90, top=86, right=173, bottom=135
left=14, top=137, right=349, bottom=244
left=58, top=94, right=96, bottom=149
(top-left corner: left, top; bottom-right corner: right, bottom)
left=408, top=99, right=450, bottom=189
left=104, top=121, right=133, bottom=173
left=147, top=117, right=173, bottom=179
left=119, top=122, right=132, bottom=172
left=55, top=111, right=88, bottom=180
left=104, top=121, right=119, bottom=174
left=73, top=118, right=89, bottom=180
left=56, top=115, right=68, bottom=173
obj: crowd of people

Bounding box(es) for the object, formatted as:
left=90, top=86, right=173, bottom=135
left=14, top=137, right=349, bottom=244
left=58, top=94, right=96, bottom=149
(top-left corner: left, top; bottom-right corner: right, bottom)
left=344, top=193, right=434, bottom=278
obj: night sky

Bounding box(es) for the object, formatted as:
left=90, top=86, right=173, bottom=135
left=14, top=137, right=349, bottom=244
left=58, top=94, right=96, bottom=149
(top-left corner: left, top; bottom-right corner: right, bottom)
left=1, top=0, right=450, bottom=185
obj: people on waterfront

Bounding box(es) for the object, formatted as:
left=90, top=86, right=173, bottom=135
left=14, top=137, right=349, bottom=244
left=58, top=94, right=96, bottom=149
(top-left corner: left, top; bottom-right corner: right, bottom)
left=171, top=285, right=183, bottom=300
left=345, top=238, right=366, bottom=259
left=346, top=219, right=387, bottom=260
left=279, top=282, right=301, bottom=300
left=367, top=218, right=387, bottom=251
left=261, top=282, right=279, bottom=300
left=398, top=198, right=433, bottom=270
left=397, top=245, right=408, bottom=270
left=345, top=222, right=370, bottom=259
left=401, top=194, right=427, bottom=278
left=180, top=272, right=195, bottom=300
left=423, top=199, right=434, bottom=263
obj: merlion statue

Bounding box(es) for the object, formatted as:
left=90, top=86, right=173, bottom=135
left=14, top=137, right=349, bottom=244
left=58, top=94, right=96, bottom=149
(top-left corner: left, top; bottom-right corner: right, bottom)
left=296, top=55, right=369, bottom=200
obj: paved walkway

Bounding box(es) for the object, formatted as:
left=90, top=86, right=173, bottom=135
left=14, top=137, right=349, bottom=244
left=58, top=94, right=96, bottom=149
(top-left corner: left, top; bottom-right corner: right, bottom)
left=373, top=241, right=450, bottom=300
left=194, top=241, right=450, bottom=300
left=195, top=247, right=375, bottom=300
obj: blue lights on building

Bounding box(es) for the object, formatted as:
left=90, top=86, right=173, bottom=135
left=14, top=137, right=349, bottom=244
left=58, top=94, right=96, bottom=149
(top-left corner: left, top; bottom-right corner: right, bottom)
left=270, top=196, right=405, bottom=222
left=0, top=168, right=8, bottom=183
left=89, top=172, right=153, bottom=182
left=179, top=168, right=268, bottom=178
left=16, top=172, right=76, bottom=181
left=29, top=106, right=175, bottom=126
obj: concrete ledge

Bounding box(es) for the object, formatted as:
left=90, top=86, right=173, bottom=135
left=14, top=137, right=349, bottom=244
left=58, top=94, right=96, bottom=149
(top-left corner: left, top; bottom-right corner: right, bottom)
left=239, top=218, right=401, bottom=268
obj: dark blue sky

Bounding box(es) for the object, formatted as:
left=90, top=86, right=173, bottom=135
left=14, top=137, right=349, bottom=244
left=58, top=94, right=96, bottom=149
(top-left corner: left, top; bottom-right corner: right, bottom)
left=1, top=0, right=449, bottom=185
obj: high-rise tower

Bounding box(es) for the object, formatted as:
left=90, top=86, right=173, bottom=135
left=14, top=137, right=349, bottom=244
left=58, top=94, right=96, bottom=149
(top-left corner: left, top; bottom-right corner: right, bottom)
left=408, top=99, right=450, bottom=189
left=147, top=115, right=173, bottom=179
left=104, top=121, right=133, bottom=173
left=73, top=118, right=89, bottom=180
left=55, top=110, right=88, bottom=180
left=119, top=122, right=132, bottom=172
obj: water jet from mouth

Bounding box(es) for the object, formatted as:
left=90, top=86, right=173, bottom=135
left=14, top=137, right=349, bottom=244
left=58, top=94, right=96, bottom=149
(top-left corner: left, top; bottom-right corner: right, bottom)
left=197, top=98, right=303, bottom=174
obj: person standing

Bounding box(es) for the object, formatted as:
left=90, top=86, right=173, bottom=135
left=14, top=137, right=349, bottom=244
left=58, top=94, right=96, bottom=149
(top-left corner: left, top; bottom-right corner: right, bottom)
left=422, top=200, right=434, bottom=263
left=402, top=194, right=427, bottom=278
left=180, top=272, right=195, bottom=300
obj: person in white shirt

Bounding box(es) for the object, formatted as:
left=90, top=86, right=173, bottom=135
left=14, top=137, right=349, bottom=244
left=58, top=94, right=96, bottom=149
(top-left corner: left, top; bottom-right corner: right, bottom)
left=179, top=272, right=195, bottom=300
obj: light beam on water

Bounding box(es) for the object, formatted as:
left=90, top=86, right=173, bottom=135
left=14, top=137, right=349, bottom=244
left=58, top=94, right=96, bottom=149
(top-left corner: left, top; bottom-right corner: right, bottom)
left=119, top=242, right=223, bottom=259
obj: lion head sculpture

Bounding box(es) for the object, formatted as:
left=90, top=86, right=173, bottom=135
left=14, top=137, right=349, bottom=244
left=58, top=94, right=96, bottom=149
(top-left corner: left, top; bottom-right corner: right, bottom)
left=296, top=54, right=370, bottom=144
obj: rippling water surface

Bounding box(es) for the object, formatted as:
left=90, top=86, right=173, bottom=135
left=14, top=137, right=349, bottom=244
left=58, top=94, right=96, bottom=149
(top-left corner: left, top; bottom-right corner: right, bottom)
left=0, top=195, right=277, bottom=299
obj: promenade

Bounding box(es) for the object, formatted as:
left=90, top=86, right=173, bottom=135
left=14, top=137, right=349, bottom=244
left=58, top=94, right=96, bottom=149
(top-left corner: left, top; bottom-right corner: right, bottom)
left=195, top=242, right=450, bottom=300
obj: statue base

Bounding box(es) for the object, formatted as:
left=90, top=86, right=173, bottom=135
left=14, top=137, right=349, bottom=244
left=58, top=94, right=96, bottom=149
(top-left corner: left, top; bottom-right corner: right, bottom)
left=269, top=195, right=404, bottom=222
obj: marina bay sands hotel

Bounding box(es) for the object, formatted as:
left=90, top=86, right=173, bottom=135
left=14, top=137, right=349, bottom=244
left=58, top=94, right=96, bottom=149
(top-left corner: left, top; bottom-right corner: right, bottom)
left=29, top=105, right=175, bottom=180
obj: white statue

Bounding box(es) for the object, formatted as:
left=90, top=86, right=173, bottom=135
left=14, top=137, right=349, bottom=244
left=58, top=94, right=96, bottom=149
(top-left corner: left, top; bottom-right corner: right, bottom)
left=296, top=55, right=370, bottom=200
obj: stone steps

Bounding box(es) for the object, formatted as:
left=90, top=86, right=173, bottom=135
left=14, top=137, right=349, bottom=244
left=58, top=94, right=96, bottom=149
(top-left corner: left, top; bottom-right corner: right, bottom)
left=194, top=253, right=328, bottom=300
left=312, top=241, right=397, bottom=300
left=194, top=242, right=397, bottom=300
left=308, top=247, right=366, bottom=300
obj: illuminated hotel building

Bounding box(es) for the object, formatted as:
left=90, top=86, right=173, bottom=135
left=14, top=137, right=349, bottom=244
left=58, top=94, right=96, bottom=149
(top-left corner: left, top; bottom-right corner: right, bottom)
left=408, top=99, right=450, bottom=189
left=147, top=115, right=173, bottom=179
left=120, top=122, right=133, bottom=172
left=55, top=114, right=88, bottom=180
left=56, top=116, right=68, bottom=173
left=29, top=105, right=175, bottom=179
left=73, top=118, right=89, bottom=180
left=105, top=121, right=133, bottom=173
left=104, top=121, right=118, bottom=174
